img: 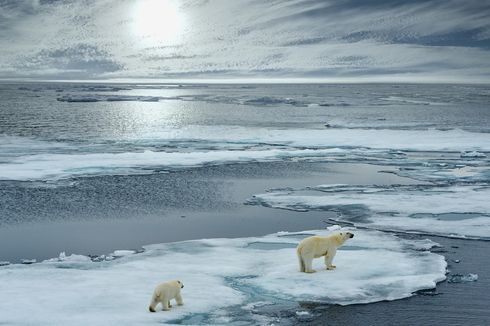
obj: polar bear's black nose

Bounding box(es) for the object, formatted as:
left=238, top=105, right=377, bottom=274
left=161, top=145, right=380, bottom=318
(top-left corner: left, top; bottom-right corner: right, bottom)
left=350, top=234, right=354, bottom=238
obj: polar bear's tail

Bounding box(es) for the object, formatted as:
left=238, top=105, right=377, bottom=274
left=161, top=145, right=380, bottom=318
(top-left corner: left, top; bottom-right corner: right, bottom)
left=297, top=246, right=305, bottom=272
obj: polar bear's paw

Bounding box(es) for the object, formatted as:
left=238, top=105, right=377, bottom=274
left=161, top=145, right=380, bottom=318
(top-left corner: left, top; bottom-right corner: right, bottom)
left=305, top=269, right=317, bottom=273
left=327, top=265, right=336, bottom=270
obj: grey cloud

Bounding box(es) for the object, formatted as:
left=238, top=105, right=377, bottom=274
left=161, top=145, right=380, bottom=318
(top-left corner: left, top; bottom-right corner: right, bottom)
left=15, top=44, right=124, bottom=77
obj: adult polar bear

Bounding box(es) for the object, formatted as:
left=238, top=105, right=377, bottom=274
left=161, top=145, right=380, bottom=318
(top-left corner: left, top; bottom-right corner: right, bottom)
left=149, top=280, right=184, bottom=312
left=297, top=232, right=354, bottom=273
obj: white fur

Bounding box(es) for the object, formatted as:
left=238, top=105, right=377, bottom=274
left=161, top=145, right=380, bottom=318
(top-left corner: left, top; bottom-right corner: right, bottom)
left=296, top=232, right=354, bottom=273
left=149, top=280, right=184, bottom=312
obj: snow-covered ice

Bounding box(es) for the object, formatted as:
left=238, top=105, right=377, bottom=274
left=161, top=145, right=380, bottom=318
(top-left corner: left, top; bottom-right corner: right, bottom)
left=0, top=229, right=446, bottom=325
left=0, top=148, right=345, bottom=181
left=249, top=185, right=490, bottom=239
left=1, top=125, right=489, bottom=181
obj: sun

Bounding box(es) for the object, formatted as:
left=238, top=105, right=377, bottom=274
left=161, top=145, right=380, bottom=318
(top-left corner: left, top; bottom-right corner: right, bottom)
left=132, top=0, right=184, bottom=45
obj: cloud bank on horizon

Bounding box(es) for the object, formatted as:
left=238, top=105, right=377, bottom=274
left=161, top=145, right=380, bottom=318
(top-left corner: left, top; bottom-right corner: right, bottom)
left=0, top=0, right=489, bottom=82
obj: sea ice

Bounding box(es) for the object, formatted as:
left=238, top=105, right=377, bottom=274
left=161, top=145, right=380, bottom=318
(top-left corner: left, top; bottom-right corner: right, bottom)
left=140, top=125, right=490, bottom=152
left=112, top=250, right=136, bottom=257
left=250, top=184, right=490, bottom=239
left=1, top=126, right=489, bottom=181
left=0, top=229, right=446, bottom=325
left=0, top=148, right=345, bottom=181
left=44, top=252, right=92, bottom=263
left=447, top=273, right=478, bottom=283
left=57, top=95, right=160, bottom=102
left=460, top=151, right=487, bottom=158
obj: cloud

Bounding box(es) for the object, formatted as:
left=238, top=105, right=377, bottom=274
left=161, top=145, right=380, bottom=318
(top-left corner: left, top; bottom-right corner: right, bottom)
left=0, top=0, right=489, bottom=82
left=12, top=44, right=124, bottom=78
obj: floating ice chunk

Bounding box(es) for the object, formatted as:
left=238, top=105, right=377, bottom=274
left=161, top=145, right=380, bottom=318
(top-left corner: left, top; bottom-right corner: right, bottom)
left=296, top=311, right=311, bottom=316
left=111, top=250, right=136, bottom=257
left=243, top=96, right=306, bottom=106
left=295, top=310, right=314, bottom=322
left=0, top=229, right=445, bottom=325
left=381, top=96, right=445, bottom=106
left=21, top=259, right=36, bottom=264
left=460, top=151, right=486, bottom=158
left=242, top=301, right=274, bottom=311
left=44, top=252, right=92, bottom=263
left=448, top=274, right=478, bottom=283
left=57, top=96, right=99, bottom=102
left=0, top=261, right=10, bottom=266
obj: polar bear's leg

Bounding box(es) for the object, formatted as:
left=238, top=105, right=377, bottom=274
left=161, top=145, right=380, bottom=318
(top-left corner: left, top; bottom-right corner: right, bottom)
left=162, top=296, right=171, bottom=311
left=303, top=252, right=316, bottom=273
left=297, top=250, right=306, bottom=272
left=325, top=248, right=337, bottom=270
left=149, top=294, right=160, bottom=312
left=176, top=293, right=184, bottom=306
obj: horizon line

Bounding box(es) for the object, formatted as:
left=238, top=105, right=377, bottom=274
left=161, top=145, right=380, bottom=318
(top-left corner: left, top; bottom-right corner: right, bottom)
left=0, top=76, right=489, bottom=85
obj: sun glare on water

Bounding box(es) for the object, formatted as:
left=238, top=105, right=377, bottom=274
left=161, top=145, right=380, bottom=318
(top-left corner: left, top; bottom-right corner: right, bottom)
left=132, top=0, right=184, bottom=45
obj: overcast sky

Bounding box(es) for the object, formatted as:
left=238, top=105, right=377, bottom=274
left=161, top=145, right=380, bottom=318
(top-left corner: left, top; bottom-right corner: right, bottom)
left=1, top=0, right=489, bottom=82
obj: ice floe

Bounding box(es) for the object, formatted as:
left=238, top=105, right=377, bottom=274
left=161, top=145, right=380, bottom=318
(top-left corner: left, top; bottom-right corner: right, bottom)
left=447, top=273, right=478, bottom=283
left=460, top=151, right=487, bottom=158
left=2, top=125, right=489, bottom=181
left=0, top=229, right=446, bottom=325
left=57, top=95, right=161, bottom=102
left=21, top=259, right=36, bottom=264
left=0, top=148, right=345, bottom=181
left=249, top=184, right=490, bottom=239
left=140, top=125, right=490, bottom=152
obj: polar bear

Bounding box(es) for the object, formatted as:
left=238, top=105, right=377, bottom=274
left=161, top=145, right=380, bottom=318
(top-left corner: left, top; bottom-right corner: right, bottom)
left=296, top=232, right=354, bottom=273
left=149, top=280, right=184, bottom=312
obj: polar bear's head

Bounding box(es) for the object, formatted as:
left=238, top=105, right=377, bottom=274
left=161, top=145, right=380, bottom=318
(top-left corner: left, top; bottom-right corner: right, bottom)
left=339, top=232, right=354, bottom=239
left=335, top=232, right=354, bottom=246
left=177, top=280, right=184, bottom=289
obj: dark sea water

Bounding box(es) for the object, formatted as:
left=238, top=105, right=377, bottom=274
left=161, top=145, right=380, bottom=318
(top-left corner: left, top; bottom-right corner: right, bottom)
left=0, top=83, right=489, bottom=325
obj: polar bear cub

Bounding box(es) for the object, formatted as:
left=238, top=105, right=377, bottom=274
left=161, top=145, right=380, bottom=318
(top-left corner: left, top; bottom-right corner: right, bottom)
left=149, top=280, right=184, bottom=312
left=296, top=232, right=354, bottom=273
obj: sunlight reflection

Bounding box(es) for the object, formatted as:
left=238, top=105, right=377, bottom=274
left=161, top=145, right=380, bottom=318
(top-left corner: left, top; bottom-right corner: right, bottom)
left=132, top=0, right=184, bottom=45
